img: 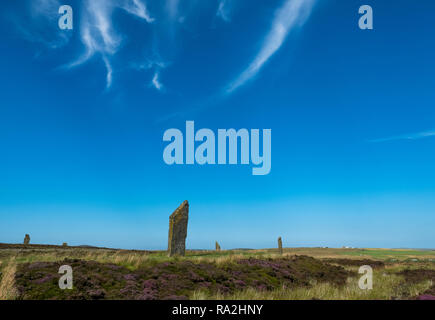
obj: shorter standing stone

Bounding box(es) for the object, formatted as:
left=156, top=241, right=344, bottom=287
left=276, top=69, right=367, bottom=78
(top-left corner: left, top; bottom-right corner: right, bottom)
left=62, top=243, right=68, bottom=247
left=278, top=237, right=283, bottom=255
left=23, top=234, right=30, bottom=245
left=215, top=241, right=221, bottom=251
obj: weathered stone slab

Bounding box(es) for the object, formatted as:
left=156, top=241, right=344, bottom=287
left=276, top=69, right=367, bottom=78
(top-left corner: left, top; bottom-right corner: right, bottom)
left=278, top=236, right=283, bottom=255
left=215, top=241, right=221, bottom=251
left=168, top=200, right=189, bottom=257
left=24, top=234, right=30, bottom=245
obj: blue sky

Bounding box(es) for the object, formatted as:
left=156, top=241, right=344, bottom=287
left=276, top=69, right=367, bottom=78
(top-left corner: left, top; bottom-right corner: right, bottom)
left=0, top=0, right=434, bottom=249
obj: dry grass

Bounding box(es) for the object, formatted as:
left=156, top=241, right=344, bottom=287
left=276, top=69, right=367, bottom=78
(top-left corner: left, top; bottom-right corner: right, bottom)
left=192, top=271, right=433, bottom=300
left=0, top=257, right=18, bottom=300
left=1, top=247, right=434, bottom=273
left=2, top=248, right=292, bottom=271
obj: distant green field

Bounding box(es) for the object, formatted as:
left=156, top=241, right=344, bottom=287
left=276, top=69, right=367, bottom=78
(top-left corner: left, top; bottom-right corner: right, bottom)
left=337, top=249, right=435, bottom=260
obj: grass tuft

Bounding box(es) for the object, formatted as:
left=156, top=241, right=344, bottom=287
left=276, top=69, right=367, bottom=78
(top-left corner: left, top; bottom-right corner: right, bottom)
left=0, top=257, right=18, bottom=300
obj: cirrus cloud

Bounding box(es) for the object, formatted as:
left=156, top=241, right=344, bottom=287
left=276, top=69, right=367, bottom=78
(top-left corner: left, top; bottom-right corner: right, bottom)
left=226, top=0, right=316, bottom=94
left=65, top=0, right=154, bottom=88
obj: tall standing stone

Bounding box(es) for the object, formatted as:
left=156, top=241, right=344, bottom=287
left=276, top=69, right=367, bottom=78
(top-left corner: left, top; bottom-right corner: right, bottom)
left=278, top=236, right=283, bottom=255
left=215, top=241, right=221, bottom=251
left=24, top=234, right=30, bottom=245
left=168, top=200, right=189, bottom=257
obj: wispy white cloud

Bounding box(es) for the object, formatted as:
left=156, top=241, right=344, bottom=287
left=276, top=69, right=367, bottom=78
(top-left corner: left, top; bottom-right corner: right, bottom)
left=216, top=0, right=231, bottom=22
left=120, top=0, right=154, bottom=23
left=13, top=0, right=72, bottom=49
left=131, top=55, right=169, bottom=92
left=64, top=0, right=154, bottom=88
left=66, top=23, right=96, bottom=68
left=368, top=130, right=435, bottom=143
left=102, top=56, right=113, bottom=89
left=166, top=0, right=180, bottom=20
left=151, top=72, right=164, bottom=91
left=31, top=0, right=60, bottom=17
left=226, top=0, right=316, bottom=94
left=132, top=58, right=170, bottom=71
